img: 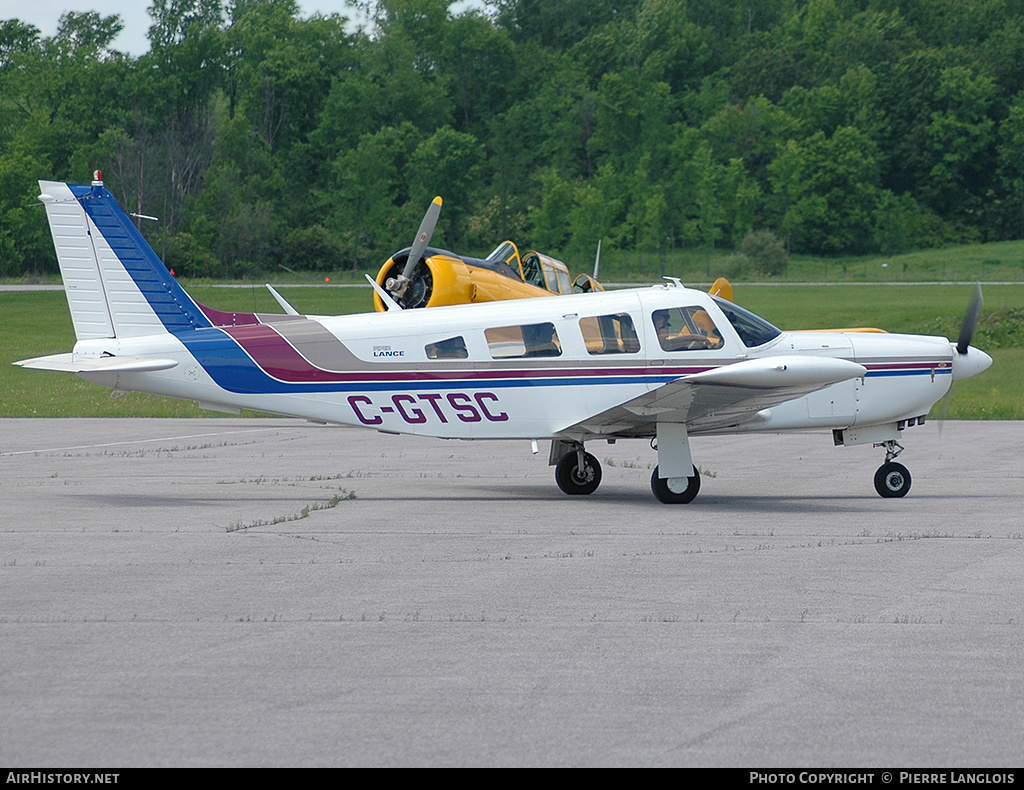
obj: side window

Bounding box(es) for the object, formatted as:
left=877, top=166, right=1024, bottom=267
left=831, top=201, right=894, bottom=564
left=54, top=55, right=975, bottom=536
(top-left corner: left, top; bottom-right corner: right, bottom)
left=540, top=261, right=572, bottom=295
left=651, top=307, right=725, bottom=352
left=579, top=313, right=641, bottom=355
left=425, top=336, right=469, bottom=360
left=485, top=322, right=561, bottom=358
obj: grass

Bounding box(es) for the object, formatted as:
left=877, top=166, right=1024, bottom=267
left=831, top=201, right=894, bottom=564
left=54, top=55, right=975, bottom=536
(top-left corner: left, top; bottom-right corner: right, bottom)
left=567, top=238, right=1024, bottom=284
left=15, top=236, right=1024, bottom=288
left=733, top=283, right=1024, bottom=419
left=0, top=285, right=372, bottom=418
left=2, top=280, right=1021, bottom=419
left=226, top=489, right=355, bottom=532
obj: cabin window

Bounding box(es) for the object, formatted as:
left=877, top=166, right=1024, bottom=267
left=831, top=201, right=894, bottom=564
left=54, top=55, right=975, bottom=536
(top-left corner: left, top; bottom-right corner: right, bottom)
left=711, top=296, right=781, bottom=348
left=651, top=307, right=725, bottom=351
left=485, top=322, right=562, bottom=358
left=425, top=336, right=469, bottom=359
left=579, top=313, right=641, bottom=355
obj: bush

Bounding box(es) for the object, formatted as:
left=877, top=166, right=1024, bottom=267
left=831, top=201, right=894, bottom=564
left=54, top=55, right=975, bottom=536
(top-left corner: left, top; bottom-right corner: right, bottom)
left=163, top=232, right=224, bottom=279
left=724, top=252, right=754, bottom=279
left=282, top=225, right=345, bottom=272
left=740, top=230, right=788, bottom=276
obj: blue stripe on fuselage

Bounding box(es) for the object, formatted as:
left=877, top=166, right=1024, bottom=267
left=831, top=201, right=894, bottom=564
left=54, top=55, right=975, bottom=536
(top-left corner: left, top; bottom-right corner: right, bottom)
left=178, top=327, right=951, bottom=395
left=177, top=326, right=660, bottom=394
left=864, top=368, right=951, bottom=378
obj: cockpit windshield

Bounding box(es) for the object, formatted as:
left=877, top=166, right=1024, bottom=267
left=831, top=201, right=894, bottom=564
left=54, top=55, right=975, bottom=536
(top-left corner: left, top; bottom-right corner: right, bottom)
left=486, top=241, right=516, bottom=262
left=711, top=296, right=782, bottom=348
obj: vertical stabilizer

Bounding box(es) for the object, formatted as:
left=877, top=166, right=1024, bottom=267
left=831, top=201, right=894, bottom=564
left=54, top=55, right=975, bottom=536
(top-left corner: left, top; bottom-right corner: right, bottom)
left=38, top=179, right=212, bottom=340
left=38, top=181, right=115, bottom=339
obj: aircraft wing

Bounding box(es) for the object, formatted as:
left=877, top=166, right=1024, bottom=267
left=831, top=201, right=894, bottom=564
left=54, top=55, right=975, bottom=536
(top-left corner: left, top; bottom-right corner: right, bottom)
left=565, top=356, right=866, bottom=436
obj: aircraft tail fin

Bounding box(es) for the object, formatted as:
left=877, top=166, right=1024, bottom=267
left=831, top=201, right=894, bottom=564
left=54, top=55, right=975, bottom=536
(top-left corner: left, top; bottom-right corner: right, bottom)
left=38, top=178, right=216, bottom=341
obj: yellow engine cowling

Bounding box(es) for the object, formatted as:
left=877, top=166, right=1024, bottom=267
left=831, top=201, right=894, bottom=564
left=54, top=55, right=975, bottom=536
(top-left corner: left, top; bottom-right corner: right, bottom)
left=373, top=254, right=552, bottom=311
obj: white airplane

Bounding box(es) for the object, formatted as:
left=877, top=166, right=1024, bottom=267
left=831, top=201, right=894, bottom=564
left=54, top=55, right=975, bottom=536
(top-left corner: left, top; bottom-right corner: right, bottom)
left=17, top=177, right=993, bottom=503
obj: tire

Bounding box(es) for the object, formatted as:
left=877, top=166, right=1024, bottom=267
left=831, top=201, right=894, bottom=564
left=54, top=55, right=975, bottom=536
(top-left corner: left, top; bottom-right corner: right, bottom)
left=555, top=451, right=602, bottom=495
left=650, top=465, right=700, bottom=504
left=874, top=462, right=911, bottom=498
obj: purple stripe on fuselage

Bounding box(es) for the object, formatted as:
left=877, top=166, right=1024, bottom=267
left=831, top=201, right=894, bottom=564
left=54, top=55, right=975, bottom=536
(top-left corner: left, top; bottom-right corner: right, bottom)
left=218, top=323, right=707, bottom=384
left=199, top=305, right=261, bottom=327
left=206, top=324, right=951, bottom=391
left=861, top=361, right=951, bottom=378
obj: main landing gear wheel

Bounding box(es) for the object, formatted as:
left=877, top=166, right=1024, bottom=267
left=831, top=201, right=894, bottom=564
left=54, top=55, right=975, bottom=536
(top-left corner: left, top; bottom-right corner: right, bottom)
left=874, top=462, right=911, bottom=498
left=555, top=451, right=602, bottom=495
left=651, top=465, right=700, bottom=504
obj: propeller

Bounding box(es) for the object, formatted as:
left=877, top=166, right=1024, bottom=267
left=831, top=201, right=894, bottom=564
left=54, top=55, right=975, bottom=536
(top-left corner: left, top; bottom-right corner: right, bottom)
left=388, top=196, right=442, bottom=303
left=956, top=283, right=984, bottom=355
left=939, top=284, right=985, bottom=430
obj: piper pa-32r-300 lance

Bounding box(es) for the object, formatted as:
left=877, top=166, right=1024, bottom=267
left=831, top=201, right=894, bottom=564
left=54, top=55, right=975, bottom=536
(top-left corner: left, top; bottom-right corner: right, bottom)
left=17, top=177, right=993, bottom=503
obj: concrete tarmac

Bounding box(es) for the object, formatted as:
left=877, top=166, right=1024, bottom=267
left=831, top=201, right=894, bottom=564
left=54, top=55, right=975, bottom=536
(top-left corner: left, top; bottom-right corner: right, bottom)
left=1, top=418, right=1021, bottom=767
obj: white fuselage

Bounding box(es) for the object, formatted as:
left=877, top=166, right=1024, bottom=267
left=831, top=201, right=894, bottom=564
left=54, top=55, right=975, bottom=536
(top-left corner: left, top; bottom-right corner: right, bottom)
left=69, top=285, right=969, bottom=443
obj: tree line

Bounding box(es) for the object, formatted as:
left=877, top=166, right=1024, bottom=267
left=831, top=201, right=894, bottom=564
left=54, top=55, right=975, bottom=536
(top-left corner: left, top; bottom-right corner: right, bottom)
left=4, top=0, right=1024, bottom=279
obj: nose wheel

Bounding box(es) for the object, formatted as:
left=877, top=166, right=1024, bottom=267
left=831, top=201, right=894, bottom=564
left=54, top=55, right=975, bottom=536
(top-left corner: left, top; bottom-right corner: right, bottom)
left=874, top=461, right=911, bottom=498
left=873, top=440, right=911, bottom=498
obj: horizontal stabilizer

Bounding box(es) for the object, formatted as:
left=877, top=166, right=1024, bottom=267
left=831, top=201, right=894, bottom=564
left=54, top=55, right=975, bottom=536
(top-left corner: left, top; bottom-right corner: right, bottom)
left=14, top=353, right=178, bottom=374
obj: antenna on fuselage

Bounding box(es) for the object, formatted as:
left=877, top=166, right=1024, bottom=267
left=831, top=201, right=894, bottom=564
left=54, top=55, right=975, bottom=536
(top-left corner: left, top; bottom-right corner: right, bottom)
left=266, top=284, right=300, bottom=316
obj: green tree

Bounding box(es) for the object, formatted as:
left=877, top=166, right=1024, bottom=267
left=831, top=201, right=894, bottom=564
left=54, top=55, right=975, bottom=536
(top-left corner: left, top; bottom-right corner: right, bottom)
left=922, top=65, right=997, bottom=217
left=996, top=92, right=1024, bottom=238
left=567, top=162, right=626, bottom=258
left=329, top=123, right=422, bottom=268
left=443, top=10, right=516, bottom=137
left=407, top=125, right=485, bottom=247
left=632, top=0, right=714, bottom=91
left=529, top=168, right=574, bottom=251
left=142, top=0, right=227, bottom=234
left=0, top=146, right=52, bottom=274
left=226, top=1, right=353, bottom=153
left=490, top=0, right=641, bottom=49
left=684, top=142, right=726, bottom=253
left=769, top=127, right=882, bottom=254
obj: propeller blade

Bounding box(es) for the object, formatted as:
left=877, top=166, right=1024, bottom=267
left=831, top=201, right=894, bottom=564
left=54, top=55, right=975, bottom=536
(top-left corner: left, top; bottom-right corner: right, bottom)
left=937, top=385, right=953, bottom=437
left=942, top=285, right=985, bottom=436
left=956, top=284, right=983, bottom=355
left=399, top=196, right=443, bottom=284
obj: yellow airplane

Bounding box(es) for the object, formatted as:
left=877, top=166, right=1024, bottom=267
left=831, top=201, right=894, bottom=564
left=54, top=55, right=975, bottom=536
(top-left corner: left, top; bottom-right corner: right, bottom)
left=371, top=198, right=882, bottom=336
left=373, top=197, right=603, bottom=311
